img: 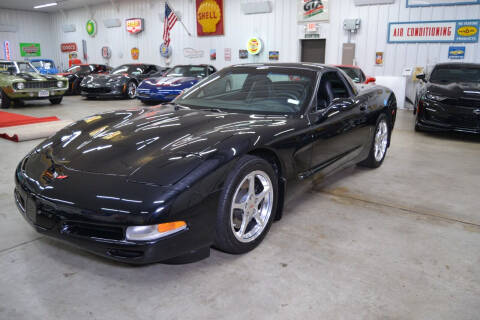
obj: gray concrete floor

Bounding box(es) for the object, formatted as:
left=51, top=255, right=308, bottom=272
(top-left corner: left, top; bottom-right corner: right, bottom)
left=1, top=97, right=479, bottom=319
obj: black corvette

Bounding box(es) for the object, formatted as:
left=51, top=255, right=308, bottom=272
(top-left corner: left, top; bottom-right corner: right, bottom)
left=59, top=64, right=112, bottom=95
left=415, top=63, right=480, bottom=134
left=80, top=64, right=166, bottom=99
left=14, top=63, right=397, bottom=264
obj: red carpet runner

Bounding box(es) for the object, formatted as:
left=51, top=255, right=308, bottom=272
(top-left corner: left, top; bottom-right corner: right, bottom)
left=0, top=111, right=59, bottom=128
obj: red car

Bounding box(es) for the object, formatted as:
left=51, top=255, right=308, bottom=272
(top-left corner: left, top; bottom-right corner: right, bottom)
left=335, top=65, right=376, bottom=85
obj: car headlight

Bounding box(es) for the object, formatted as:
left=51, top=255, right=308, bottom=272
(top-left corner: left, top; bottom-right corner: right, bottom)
left=15, top=82, right=25, bottom=90
left=126, top=221, right=187, bottom=241
left=425, top=93, right=448, bottom=102
left=57, top=81, right=64, bottom=88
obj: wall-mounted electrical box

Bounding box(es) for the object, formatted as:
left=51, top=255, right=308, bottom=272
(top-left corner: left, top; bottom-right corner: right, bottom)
left=344, top=19, right=361, bottom=32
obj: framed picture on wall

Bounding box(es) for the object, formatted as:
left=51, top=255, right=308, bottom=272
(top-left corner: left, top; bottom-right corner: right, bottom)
left=375, top=52, right=384, bottom=66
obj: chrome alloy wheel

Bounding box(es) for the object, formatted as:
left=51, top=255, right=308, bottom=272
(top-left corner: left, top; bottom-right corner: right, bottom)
left=230, top=170, right=274, bottom=243
left=127, top=82, right=137, bottom=98
left=374, top=119, right=389, bottom=162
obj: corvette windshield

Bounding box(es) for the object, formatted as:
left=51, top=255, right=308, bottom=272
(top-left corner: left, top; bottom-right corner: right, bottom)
left=176, top=66, right=316, bottom=114
left=339, top=67, right=364, bottom=83
left=67, top=65, right=93, bottom=73
left=166, top=66, right=208, bottom=78
left=430, top=65, right=480, bottom=84
left=111, top=65, right=145, bottom=75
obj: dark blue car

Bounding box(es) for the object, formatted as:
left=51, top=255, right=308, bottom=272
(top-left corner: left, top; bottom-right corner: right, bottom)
left=136, top=65, right=216, bottom=103
left=29, top=59, right=58, bottom=75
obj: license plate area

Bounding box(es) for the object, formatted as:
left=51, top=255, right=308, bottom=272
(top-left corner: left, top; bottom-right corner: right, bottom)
left=25, top=197, right=37, bottom=223
left=38, top=90, right=49, bottom=97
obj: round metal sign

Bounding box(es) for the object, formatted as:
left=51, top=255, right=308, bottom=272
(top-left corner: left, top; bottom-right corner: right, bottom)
left=247, top=37, right=263, bottom=55
left=160, top=43, right=171, bottom=58
left=86, top=19, right=97, bottom=37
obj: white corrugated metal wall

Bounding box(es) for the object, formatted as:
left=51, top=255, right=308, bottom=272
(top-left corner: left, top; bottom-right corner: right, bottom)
left=2, top=1, right=480, bottom=77
left=0, top=9, right=56, bottom=61
left=47, top=0, right=480, bottom=76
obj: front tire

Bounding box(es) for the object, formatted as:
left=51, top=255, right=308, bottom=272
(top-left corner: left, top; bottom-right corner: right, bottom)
left=358, top=113, right=390, bottom=168
left=1, top=90, right=12, bottom=109
left=126, top=81, right=137, bottom=99
left=214, top=155, right=278, bottom=254
left=49, top=97, right=63, bottom=105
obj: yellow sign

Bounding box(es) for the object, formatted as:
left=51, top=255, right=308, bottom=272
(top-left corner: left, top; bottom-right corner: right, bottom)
left=247, top=37, right=263, bottom=55
left=457, top=26, right=478, bottom=37
left=131, top=47, right=140, bottom=60
left=197, top=0, right=222, bottom=34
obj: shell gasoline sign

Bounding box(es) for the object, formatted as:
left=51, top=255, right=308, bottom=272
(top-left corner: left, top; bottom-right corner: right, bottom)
left=196, top=0, right=224, bottom=36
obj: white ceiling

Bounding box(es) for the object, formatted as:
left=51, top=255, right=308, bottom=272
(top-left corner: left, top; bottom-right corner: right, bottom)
left=0, top=0, right=111, bottom=13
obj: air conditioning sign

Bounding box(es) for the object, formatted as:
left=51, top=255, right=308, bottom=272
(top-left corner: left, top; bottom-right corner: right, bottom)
left=388, top=20, right=479, bottom=43
left=126, top=18, right=144, bottom=34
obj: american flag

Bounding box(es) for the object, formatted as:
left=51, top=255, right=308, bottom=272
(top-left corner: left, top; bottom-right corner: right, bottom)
left=163, top=3, right=178, bottom=47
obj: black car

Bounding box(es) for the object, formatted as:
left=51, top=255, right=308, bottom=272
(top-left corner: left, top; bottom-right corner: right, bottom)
left=415, top=63, right=480, bottom=134
left=80, top=64, right=166, bottom=99
left=14, top=63, right=397, bottom=264
left=59, top=64, right=112, bottom=95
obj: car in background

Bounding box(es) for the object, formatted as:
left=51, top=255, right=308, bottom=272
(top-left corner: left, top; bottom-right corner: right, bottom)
left=335, top=65, right=376, bottom=85
left=136, top=65, right=217, bottom=104
left=29, top=59, right=59, bottom=75
left=0, top=60, right=67, bottom=108
left=79, top=64, right=165, bottom=99
left=59, top=64, right=112, bottom=95
left=14, top=63, right=396, bottom=264
left=414, top=62, right=480, bottom=134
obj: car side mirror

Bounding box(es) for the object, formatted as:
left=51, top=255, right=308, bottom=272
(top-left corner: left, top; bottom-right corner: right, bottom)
left=365, top=77, right=376, bottom=84
left=416, top=73, right=426, bottom=82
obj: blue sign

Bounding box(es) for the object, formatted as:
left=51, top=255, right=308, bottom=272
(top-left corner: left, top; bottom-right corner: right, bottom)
left=388, top=20, right=480, bottom=43
left=160, top=43, right=171, bottom=58
left=448, top=46, right=465, bottom=59
left=407, top=0, right=480, bottom=7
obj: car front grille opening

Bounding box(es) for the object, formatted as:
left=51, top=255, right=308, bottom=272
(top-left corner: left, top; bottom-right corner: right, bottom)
left=62, top=222, right=124, bottom=241
left=24, top=81, right=57, bottom=89
left=107, top=249, right=143, bottom=259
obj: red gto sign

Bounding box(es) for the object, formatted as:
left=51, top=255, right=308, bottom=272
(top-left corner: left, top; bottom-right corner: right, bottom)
left=196, top=0, right=224, bottom=36
left=126, top=18, right=144, bottom=34
left=61, top=42, right=77, bottom=52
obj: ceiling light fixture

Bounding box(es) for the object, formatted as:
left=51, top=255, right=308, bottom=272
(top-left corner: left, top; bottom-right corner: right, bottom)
left=33, top=2, right=58, bottom=9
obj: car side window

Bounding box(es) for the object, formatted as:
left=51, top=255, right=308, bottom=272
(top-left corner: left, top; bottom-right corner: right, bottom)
left=328, top=72, right=351, bottom=99
left=360, top=70, right=366, bottom=83
left=315, top=72, right=354, bottom=112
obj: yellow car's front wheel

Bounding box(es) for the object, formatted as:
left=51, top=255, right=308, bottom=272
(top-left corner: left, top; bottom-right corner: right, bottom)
left=0, top=90, right=12, bottom=109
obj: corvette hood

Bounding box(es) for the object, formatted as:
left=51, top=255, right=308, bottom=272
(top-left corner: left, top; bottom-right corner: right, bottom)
left=32, top=105, right=289, bottom=186
left=85, top=74, right=126, bottom=85
left=141, top=76, right=198, bottom=89
left=428, top=82, right=480, bottom=100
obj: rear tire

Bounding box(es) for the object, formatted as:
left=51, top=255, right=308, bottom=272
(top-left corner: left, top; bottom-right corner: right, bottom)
left=214, top=155, right=278, bottom=254
left=49, top=97, right=63, bottom=105
left=358, top=113, right=390, bottom=168
left=1, top=90, right=12, bottom=109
